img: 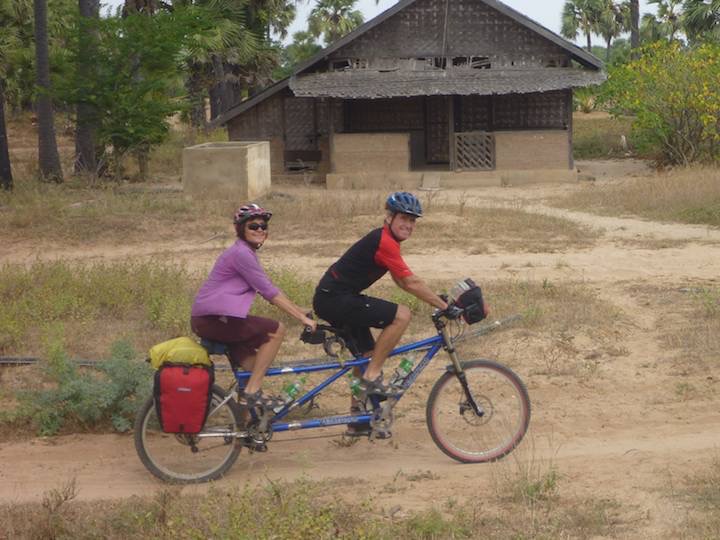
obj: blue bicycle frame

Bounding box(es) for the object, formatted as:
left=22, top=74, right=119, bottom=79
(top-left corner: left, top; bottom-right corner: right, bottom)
left=230, top=335, right=445, bottom=434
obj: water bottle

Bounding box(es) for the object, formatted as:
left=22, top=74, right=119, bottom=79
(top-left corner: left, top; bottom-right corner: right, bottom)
left=347, top=373, right=362, bottom=397
left=280, top=375, right=307, bottom=403
left=390, top=356, right=414, bottom=387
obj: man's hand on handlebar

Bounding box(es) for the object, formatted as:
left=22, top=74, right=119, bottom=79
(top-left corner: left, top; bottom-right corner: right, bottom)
left=444, top=304, right=464, bottom=320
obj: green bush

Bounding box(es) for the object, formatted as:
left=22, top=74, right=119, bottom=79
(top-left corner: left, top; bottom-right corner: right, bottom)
left=12, top=339, right=153, bottom=435
left=602, top=42, right=720, bottom=165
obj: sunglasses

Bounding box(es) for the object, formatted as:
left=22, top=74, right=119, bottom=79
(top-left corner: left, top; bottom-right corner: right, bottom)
left=247, top=222, right=268, bottom=231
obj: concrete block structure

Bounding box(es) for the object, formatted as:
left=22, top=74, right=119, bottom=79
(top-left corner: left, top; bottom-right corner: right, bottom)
left=182, top=141, right=271, bottom=201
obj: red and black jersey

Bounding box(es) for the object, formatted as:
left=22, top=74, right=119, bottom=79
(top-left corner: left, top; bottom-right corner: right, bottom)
left=317, top=225, right=413, bottom=294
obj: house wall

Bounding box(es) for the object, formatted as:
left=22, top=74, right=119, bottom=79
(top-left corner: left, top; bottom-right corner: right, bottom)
left=332, top=133, right=410, bottom=173
left=227, top=94, right=341, bottom=179
left=495, top=130, right=570, bottom=170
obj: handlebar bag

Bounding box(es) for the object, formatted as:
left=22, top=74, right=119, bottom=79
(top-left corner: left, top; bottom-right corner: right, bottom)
left=154, top=363, right=214, bottom=434
left=455, top=280, right=487, bottom=325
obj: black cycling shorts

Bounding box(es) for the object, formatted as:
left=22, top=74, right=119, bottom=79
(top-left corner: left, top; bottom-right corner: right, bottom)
left=313, top=290, right=398, bottom=356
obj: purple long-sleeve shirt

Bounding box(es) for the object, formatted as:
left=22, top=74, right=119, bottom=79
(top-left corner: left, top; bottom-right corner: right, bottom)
left=191, top=239, right=280, bottom=318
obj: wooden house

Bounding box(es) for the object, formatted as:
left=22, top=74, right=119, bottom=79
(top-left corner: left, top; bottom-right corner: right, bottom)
left=213, top=0, right=605, bottom=188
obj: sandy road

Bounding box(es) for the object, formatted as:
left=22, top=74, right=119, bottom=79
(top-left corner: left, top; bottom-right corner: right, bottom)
left=2, top=166, right=719, bottom=538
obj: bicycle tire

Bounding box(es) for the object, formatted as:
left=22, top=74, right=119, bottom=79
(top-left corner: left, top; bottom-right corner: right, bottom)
left=426, top=359, right=530, bottom=463
left=134, top=384, right=243, bottom=483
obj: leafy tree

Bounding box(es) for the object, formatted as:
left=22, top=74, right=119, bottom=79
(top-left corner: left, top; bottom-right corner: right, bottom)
left=34, top=0, right=63, bottom=182
left=273, top=30, right=322, bottom=80
left=309, top=0, right=364, bottom=46
left=683, top=0, right=720, bottom=43
left=61, top=11, right=200, bottom=179
left=603, top=42, right=720, bottom=164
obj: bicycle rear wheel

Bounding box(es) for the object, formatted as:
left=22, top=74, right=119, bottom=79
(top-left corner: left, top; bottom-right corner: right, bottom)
left=134, top=384, right=243, bottom=483
left=426, top=359, right=530, bottom=463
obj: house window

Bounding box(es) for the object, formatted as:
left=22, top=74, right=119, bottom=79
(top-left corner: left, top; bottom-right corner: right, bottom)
left=452, top=56, right=491, bottom=69
left=330, top=58, right=368, bottom=71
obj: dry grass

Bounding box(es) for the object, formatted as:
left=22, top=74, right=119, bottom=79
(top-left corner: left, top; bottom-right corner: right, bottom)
left=408, top=204, right=600, bottom=254
left=0, top=474, right=623, bottom=539
left=572, top=113, right=636, bottom=159
left=674, top=457, right=720, bottom=539
left=556, top=167, right=720, bottom=227
left=661, top=285, right=720, bottom=374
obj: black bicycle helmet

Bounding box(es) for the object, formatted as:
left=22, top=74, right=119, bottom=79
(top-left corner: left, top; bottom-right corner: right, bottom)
left=385, top=191, right=423, bottom=217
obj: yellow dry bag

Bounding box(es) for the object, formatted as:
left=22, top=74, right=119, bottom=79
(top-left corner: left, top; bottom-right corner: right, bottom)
left=148, top=336, right=212, bottom=370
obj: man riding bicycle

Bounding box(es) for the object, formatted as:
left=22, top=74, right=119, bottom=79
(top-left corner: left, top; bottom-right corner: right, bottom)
left=313, top=191, right=451, bottom=436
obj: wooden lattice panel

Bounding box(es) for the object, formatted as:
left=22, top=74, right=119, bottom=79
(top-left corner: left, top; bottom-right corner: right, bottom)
left=426, top=95, right=450, bottom=163
left=284, top=97, right=317, bottom=151
left=455, top=131, right=495, bottom=171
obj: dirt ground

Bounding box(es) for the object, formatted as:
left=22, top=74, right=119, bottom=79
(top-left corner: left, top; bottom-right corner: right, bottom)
left=2, top=159, right=719, bottom=537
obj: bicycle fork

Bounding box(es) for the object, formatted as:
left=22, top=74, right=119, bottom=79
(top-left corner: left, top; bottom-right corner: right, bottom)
left=440, top=326, right=485, bottom=418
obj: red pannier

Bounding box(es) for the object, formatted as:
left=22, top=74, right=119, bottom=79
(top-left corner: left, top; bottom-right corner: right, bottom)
left=154, top=363, right=214, bottom=434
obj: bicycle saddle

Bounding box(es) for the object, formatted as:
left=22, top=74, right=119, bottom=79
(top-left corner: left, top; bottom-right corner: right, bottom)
left=199, top=338, right=230, bottom=356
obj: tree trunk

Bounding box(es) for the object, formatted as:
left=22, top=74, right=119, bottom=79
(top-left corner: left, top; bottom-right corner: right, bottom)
left=586, top=32, right=592, bottom=52
left=34, top=0, right=63, bottom=182
left=0, top=80, right=13, bottom=191
left=136, top=147, right=149, bottom=181
left=211, top=55, right=231, bottom=116
left=606, top=37, right=612, bottom=62
left=74, top=0, right=100, bottom=176
left=630, top=0, right=640, bottom=52
left=186, top=63, right=207, bottom=131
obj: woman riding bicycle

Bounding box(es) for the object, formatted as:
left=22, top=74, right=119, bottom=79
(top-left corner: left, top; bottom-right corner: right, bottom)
left=190, top=203, right=316, bottom=410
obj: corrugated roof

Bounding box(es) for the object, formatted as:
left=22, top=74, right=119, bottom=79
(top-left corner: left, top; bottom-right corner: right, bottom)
left=290, top=68, right=607, bottom=99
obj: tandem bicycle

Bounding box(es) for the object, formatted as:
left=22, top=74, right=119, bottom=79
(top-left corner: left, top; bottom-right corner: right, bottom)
left=134, top=303, right=531, bottom=484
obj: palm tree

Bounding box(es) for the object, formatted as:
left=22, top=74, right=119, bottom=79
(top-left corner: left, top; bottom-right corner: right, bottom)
left=0, top=0, right=30, bottom=190
left=0, top=10, right=16, bottom=190
left=74, top=0, right=100, bottom=176
left=596, top=0, right=627, bottom=61
left=683, top=0, right=720, bottom=42
left=561, top=0, right=603, bottom=52
left=647, top=0, right=683, bottom=41
left=34, top=0, right=63, bottom=182
left=309, top=0, right=364, bottom=46
left=629, top=0, right=640, bottom=49
left=0, top=79, right=11, bottom=190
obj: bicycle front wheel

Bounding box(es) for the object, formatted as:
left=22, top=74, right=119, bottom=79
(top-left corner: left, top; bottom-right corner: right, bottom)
left=426, top=359, right=530, bottom=463
left=134, top=384, right=243, bottom=483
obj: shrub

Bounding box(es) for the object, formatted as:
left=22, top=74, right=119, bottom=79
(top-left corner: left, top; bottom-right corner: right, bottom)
left=12, top=339, right=153, bottom=435
left=602, top=42, right=720, bottom=165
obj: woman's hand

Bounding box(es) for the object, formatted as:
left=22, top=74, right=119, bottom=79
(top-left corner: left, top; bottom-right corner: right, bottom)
left=301, top=315, right=317, bottom=332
